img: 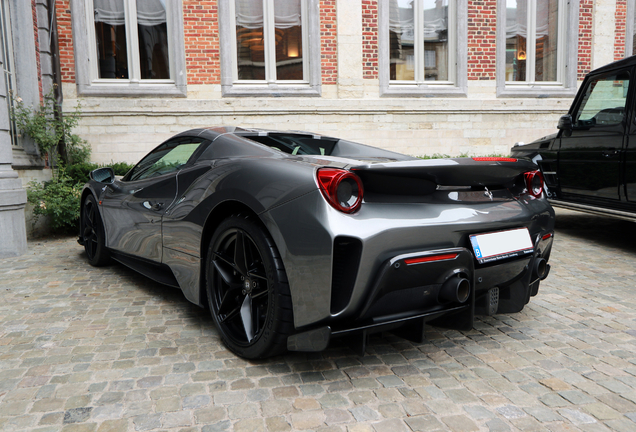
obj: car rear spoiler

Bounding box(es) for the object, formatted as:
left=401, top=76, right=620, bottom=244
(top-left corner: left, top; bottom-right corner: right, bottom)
left=350, top=158, right=538, bottom=188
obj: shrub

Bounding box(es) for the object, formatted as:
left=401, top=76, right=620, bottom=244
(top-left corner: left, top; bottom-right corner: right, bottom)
left=111, top=162, right=134, bottom=177
left=65, top=162, right=99, bottom=185
left=27, top=167, right=82, bottom=234
left=12, top=87, right=90, bottom=165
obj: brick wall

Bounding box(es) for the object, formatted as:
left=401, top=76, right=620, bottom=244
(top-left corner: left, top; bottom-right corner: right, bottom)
left=183, top=1, right=219, bottom=85
left=56, top=0, right=74, bottom=83
left=468, top=0, right=497, bottom=80
left=361, top=0, right=378, bottom=79
left=32, top=0, right=43, bottom=100
left=615, top=0, right=627, bottom=61
left=578, top=0, right=593, bottom=79
left=320, top=0, right=337, bottom=84
left=53, top=1, right=622, bottom=88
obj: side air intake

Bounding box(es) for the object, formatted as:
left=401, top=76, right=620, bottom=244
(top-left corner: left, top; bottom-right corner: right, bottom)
left=330, top=236, right=362, bottom=314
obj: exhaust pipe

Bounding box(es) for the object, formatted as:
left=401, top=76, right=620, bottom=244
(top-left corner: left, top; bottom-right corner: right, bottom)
left=532, top=258, right=550, bottom=281
left=439, top=277, right=470, bottom=304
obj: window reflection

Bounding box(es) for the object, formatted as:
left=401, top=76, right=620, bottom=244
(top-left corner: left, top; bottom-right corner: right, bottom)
left=275, top=0, right=303, bottom=80
left=137, top=0, right=170, bottom=79
left=535, top=0, right=558, bottom=81
left=235, top=0, right=304, bottom=81
left=389, top=0, right=449, bottom=82
left=505, top=0, right=559, bottom=82
left=390, top=0, right=415, bottom=81
left=505, top=0, right=525, bottom=81
left=94, top=0, right=129, bottom=79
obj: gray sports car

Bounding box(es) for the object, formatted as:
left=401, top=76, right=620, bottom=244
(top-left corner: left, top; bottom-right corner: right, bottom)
left=79, top=126, right=554, bottom=358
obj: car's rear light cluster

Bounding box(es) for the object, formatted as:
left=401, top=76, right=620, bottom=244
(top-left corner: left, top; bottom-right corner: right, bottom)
left=524, top=170, right=544, bottom=198
left=317, top=168, right=364, bottom=213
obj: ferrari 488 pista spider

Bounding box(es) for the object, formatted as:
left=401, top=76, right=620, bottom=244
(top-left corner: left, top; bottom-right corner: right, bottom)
left=79, top=126, right=554, bottom=358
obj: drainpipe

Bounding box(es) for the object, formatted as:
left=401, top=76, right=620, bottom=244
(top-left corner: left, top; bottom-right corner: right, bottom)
left=47, top=0, right=66, bottom=165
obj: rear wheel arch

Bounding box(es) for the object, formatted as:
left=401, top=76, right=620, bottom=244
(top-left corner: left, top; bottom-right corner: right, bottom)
left=199, top=201, right=262, bottom=306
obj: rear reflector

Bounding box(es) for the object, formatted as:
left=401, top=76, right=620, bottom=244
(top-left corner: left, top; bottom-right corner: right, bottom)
left=472, top=157, right=518, bottom=162
left=542, top=233, right=553, bottom=240
left=404, top=253, right=459, bottom=265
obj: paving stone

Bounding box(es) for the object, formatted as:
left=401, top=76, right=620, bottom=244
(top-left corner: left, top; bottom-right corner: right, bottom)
left=324, top=408, right=352, bottom=424
left=265, top=416, right=292, bottom=431
left=202, top=420, right=231, bottom=432
left=349, top=406, right=379, bottom=422
left=372, top=418, right=409, bottom=432
left=485, top=418, right=510, bottom=432
left=290, top=411, right=325, bottom=430
left=63, top=407, right=92, bottom=424
left=558, top=408, right=597, bottom=425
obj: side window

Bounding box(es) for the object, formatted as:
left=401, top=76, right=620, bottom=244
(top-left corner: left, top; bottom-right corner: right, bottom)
left=574, top=72, right=630, bottom=128
left=127, top=139, right=204, bottom=181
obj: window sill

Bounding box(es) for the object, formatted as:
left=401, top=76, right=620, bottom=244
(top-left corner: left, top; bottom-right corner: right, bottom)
left=497, top=85, right=577, bottom=98
left=77, top=83, right=187, bottom=98
left=380, top=84, right=467, bottom=98
left=222, top=84, right=321, bottom=97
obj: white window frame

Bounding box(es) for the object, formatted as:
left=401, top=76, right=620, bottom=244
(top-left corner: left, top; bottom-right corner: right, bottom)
left=496, top=0, right=578, bottom=97
left=71, top=0, right=186, bottom=97
left=379, top=0, right=467, bottom=97
left=219, top=0, right=321, bottom=97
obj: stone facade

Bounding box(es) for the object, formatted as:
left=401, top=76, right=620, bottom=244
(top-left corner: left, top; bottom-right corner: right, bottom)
left=51, top=0, right=632, bottom=165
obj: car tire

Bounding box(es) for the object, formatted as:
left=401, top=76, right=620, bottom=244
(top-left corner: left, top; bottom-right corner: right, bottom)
left=206, top=215, right=293, bottom=359
left=81, top=195, right=111, bottom=266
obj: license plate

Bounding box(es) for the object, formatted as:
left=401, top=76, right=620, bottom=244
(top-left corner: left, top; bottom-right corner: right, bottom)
left=470, top=228, right=533, bottom=264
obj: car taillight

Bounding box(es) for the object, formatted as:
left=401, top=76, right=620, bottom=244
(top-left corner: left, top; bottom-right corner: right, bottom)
left=317, top=168, right=364, bottom=214
left=524, top=170, right=544, bottom=198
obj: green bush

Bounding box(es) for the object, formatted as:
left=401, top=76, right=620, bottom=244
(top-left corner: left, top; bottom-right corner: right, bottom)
left=111, top=162, right=134, bottom=177
left=12, top=88, right=89, bottom=164
left=65, top=161, right=134, bottom=185
left=65, top=162, right=99, bottom=185
left=27, top=167, right=82, bottom=234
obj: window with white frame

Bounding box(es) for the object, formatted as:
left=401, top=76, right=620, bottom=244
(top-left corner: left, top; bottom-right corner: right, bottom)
left=71, top=0, right=186, bottom=96
left=218, top=0, right=321, bottom=96
left=379, top=0, right=467, bottom=96
left=497, top=0, right=577, bottom=97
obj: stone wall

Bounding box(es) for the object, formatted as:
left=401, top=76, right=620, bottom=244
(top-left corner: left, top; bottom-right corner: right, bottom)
left=63, top=81, right=571, bottom=165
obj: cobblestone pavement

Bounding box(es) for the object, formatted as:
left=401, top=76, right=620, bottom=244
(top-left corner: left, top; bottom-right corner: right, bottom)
left=1, top=208, right=636, bottom=432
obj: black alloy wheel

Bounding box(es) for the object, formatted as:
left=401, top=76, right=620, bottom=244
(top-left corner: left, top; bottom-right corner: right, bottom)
left=206, top=215, right=293, bottom=359
left=82, top=195, right=110, bottom=266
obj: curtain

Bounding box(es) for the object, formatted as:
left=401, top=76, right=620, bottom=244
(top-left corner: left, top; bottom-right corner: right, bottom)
left=235, top=0, right=301, bottom=29
left=388, top=0, right=447, bottom=39
left=93, top=0, right=167, bottom=26
left=506, top=0, right=552, bottom=39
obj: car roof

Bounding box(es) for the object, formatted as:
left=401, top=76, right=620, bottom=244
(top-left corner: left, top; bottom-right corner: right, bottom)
left=588, top=54, right=636, bottom=76
left=170, top=126, right=338, bottom=142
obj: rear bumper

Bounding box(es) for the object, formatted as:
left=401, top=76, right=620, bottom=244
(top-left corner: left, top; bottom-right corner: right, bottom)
left=265, top=189, right=555, bottom=329
left=287, top=232, right=554, bottom=352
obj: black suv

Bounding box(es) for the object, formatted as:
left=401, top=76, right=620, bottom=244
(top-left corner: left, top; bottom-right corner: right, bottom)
left=511, top=56, right=636, bottom=221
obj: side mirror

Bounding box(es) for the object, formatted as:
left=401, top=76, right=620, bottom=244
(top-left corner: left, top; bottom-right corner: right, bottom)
left=557, top=114, right=573, bottom=131
left=90, top=167, right=115, bottom=184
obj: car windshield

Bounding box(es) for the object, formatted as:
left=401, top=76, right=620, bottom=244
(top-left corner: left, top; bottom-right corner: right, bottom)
left=244, top=133, right=338, bottom=156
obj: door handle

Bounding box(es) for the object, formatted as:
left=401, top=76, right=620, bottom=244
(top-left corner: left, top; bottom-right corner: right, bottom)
left=602, top=150, right=619, bottom=158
